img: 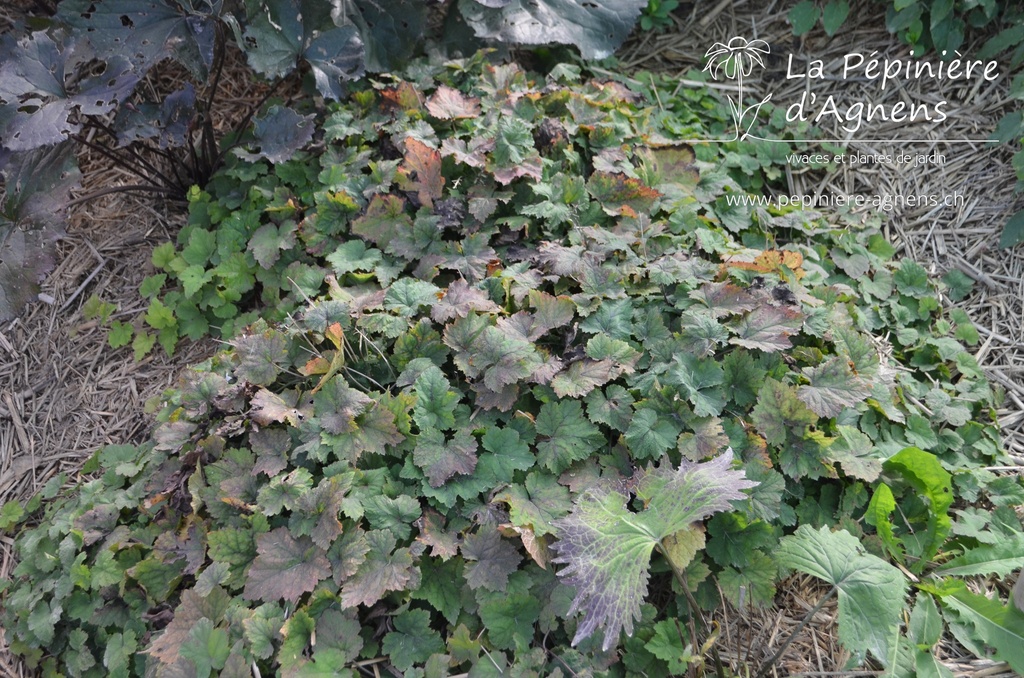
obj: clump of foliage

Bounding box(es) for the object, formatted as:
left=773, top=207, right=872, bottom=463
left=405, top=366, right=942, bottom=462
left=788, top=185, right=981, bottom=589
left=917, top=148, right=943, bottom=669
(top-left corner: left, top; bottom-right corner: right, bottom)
left=3, top=54, right=1024, bottom=677
left=0, top=0, right=652, bottom=322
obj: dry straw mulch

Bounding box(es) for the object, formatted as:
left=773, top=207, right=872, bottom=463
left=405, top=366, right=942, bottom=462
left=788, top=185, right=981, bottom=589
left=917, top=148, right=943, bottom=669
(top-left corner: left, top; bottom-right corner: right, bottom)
left=2, top=0, right=1023, bottom=676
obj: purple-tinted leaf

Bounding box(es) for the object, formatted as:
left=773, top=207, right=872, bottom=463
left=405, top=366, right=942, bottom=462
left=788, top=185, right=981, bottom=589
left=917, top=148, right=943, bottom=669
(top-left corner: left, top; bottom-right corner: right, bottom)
left=461, top=529, right=522, bottom=592
left=341, top=530, right=420, bottom=608
left=689, top=282, right=757, bottom=318
left=797, top=357, right=871, bottom=417
left=551, top=359, right=619, bottom=398
left=729, top=305, right=804, bottom=352
left=146, top=587, right=232, bottom=664
left=314, top=377, right=372, bottom=435
left=415, top=510, right=461, bottom=560
left=426, top=85, right=482, bottom=119
left=431, top=279, right=500, bottom=323
left=586, top=171, right=660, bottom=217
left=233, top=328, right=289, bottom=386
left=551, top=451, right=756, bottom=651
left=237, top=106, right=315, bottom=165
left=0, top=145, right=79, bottom=320
left=352, top=194, right=412, bottom=251
left=303, top=26, right=364, bottom=100
left=397, top=138, right=444, bottom=209
left=750, top=377, right=818, bottom=446
left=413, top=429, right=478, bottom=487
left=242, top=528, right=330, bottom=604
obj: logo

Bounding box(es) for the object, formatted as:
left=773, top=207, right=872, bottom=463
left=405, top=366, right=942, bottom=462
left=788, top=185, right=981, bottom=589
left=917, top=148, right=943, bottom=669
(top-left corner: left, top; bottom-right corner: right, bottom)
left=696, top=36, right=1001, bottom=145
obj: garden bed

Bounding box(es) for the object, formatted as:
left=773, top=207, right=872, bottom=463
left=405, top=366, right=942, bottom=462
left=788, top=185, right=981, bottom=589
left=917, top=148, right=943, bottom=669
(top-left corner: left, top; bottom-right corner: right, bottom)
left=2, top=1, right=1022, bottom=676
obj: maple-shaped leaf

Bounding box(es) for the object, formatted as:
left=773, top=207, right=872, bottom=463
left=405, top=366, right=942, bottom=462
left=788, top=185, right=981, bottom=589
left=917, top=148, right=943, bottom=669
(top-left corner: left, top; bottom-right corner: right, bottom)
left=496, top=472, right=572, bottom=537
left=586, top=384, right=635, bottom=432
left=751, top=378, right=819, bottom=446
left=382, top=608, right=446, bottom=671
left=535, top=400, right=605, bottom=473
left=668, top=354, right=726, bottom=417
left=461, top=528, right=523, bottom=592
left=797, top=357, right=872, bottom=418
left=327, top=525, right=371, bottom=585
left=586, top=171, right=660, bottom=217
left=250, top=388, right=301, bottom=427
left=689, top=282, right=758, bottom=318
left=413, top=366, right=458, bottom=431
left=341, top=529, right=420, bottom=608
left=241, top=528, right=330, bottom=604
left=625, top=408, right=681, bottom=460
left=415, top=509, right=461, bottom=560
left=551, top=451, right=757, bottom=650
left=413, top=428, right=478, bottom=487
left=431, top=279, right=500, bottom=322
left=314, top=377, right=372, bottom=435
left=352, top=194, right=412, bottom=251
left=677, top=416, right=729, bottom=461
left=291, top=476, right=351, bottom=549
left=397, top=138, right=444, bottom=208
left=238, top=105, right=315, bottom=165
left=0, top=143, right=80, bottom=320
left=233, top=328, right=290, bottom=386
left=426, top=85, right=482, bottom=119
left=729, top=305, right=804, bottom=352
left=146, top=586, right=232, bottom=664
left=322, top=399, right=405, bottom=463
left=551, top=359, right=619, bottom=398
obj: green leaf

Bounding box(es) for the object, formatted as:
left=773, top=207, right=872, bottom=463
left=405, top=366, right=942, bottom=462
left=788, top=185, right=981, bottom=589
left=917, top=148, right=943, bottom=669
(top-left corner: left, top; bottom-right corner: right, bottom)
left=180, top=618, right=230, bottom=678
left=381, top=609, right=445, bottom=671
left=551, top=451, right=757, bottom=650
left=496, top=471, right=572, bottom=537
left=478, top=587, right=542, bottom=650
left=413, top=366, right=458, bottom=431
left=385, top=278, right=441, bottom=317
left=910, top=593, right=943, bottom=647
left=668, top=354, right=726, bottom=416
left=534, top=400, right=605, bottom=472
left=625, top=408, right=681, bottom=460
left=821, top=0, right=850, bottom=36
left=139, top=273, right=167, bottom=299
left=241, top=528, right=331, bottom=604
left=461, top=529, right=522, bottom=592
left=934, top=534, right=1024, bottom=577
left=866, top=483, right=903, bottom=562
left=894, top=260, right=931, bottom=297
left=883, top=447, right=953, bottom=569
left=789, top=1, right=821, bottom=36
left=718, top=550, right=777, bottom=608
left=750, top=377, right=818, bottom=446
left=247, top=220, right=297, bottom=269
left=0, top=500, right=25, bottom=530
left=362, top=494, right=422, bottom=540
left=1000, top=209, right=1024, bottom=249
left=132, top=330, right=157, bottom=360
left=413, top=429, right=478, bottom=488
left=940, top=583, right=1024, bottom=673
left=586, top=384, right=635, bottom=432
left=327, top=239, right=383, bottom=276
left=777, top=525, right=907, bottom=666
left=107, top=320, right=133, bottom=348
left=644, top=619, right=694, bottom=674
left=797, top=357, right=871, bottom=417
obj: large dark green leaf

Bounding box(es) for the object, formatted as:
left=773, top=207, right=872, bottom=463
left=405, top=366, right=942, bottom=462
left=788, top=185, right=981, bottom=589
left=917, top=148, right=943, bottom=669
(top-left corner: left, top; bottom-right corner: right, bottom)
left=0, top=31, right=139, bottom=150
left=347, top=0, right=427, bottom=72
left=0, top=144, right=80, bottom=320
left=58, top=0, right=219, bottom=78
left=459, top=0, right=646, bottom=59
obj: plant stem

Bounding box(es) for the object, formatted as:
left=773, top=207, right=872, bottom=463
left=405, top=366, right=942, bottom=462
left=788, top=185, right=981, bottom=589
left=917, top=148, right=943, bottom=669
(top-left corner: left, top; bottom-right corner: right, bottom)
left=68, top=184, right=181, bottom=207
left=754, top=586, right=838, bottom=678
left=658, top=541, right=725, bottom=678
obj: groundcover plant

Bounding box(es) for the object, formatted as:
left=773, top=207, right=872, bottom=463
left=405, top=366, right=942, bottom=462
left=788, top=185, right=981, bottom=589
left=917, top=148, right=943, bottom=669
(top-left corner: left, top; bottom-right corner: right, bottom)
left=2, top=34, right=1024, bottom=678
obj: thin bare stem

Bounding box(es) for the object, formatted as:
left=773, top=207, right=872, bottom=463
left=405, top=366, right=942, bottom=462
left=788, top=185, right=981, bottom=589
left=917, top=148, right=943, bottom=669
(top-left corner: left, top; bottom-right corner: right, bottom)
left=754, top=586, right=838, bottom=678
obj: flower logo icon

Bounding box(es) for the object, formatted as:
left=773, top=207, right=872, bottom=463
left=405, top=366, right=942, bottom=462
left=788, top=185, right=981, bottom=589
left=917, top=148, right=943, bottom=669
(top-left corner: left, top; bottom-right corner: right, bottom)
left=703, top=37, right=773, bottom=140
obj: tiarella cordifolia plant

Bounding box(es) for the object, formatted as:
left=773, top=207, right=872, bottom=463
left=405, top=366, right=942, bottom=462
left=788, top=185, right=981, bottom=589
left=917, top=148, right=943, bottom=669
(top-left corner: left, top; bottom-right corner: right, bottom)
left=0, top=0, right=653, bottom=321
left=3, top=55, right=1023, bottom=677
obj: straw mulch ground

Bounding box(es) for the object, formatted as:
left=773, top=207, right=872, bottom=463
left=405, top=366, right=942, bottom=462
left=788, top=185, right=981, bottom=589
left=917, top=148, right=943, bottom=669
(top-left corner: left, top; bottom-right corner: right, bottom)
left=2, top=1, right=1022, bottom=676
